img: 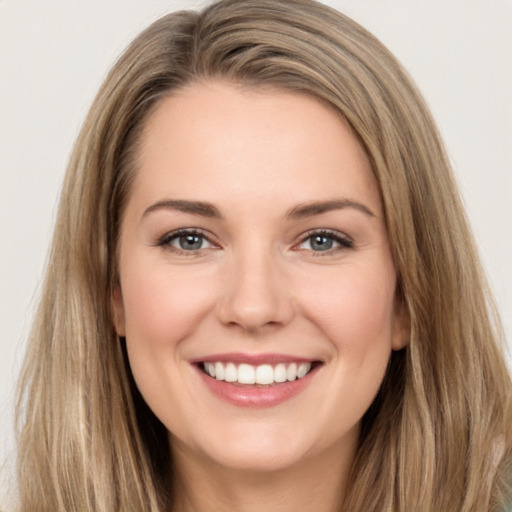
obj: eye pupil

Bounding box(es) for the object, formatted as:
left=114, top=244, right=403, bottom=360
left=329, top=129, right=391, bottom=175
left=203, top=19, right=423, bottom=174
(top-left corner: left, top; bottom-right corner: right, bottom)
left=311, top=235, right=333, bottom=251
left=180, top=234, right=203, bottom=250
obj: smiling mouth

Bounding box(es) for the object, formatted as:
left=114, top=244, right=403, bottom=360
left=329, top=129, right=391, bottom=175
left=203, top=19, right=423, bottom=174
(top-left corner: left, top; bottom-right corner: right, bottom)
left=200, top=361, right=320, bottom=386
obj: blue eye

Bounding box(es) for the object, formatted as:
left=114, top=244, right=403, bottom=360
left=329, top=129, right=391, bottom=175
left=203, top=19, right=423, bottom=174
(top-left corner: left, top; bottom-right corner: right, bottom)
left=158, top=230, right=213, bottom=252
left=298, top=231, right=352, bottom=253
left=174, top=233, right=207, bottom=250
left=309, top=235, right=335, bottom=251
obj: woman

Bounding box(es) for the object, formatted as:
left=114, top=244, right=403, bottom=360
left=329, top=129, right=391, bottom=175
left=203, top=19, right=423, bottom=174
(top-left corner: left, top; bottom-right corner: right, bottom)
left=15, top=0, right=512, bottom=510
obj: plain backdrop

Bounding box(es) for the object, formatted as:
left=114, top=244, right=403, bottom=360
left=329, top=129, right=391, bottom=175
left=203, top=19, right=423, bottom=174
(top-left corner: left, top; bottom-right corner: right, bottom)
left=1, top=0, right=511, bottom=506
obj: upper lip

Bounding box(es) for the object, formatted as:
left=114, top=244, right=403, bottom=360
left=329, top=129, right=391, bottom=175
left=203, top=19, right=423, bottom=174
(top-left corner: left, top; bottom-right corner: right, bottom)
left=190, top=352, right=320, bottom=366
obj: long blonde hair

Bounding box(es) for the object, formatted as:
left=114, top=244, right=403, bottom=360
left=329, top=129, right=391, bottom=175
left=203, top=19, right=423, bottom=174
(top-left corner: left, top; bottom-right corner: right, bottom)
left=16, top=0, right=512, bottom=510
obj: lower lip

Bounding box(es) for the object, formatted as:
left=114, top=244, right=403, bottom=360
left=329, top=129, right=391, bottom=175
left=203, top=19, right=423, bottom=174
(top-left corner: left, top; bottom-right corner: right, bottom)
left=195, top=365, right=318, bottom=408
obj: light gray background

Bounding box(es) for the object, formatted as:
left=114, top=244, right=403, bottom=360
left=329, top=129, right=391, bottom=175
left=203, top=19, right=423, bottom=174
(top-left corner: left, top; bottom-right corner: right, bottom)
left=1, top=0, right=511, bottom=507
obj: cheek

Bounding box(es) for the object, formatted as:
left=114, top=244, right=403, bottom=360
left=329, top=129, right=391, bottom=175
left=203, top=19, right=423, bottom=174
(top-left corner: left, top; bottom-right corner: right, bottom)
left=300, top=263, right=397, bottom=350
left=119, top=258, right=220, bottom=430
left=302, top=264, right=396, bottom=420
left=120, top=258, right=219, bottom=347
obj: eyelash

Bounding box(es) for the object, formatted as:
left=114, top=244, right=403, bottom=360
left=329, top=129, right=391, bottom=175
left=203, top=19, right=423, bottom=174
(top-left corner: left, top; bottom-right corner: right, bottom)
left=156, top=228, right=353, bottom=256
left=296, top=229, right=354, bottom=255
left=157, top=228, right=216, bottom=256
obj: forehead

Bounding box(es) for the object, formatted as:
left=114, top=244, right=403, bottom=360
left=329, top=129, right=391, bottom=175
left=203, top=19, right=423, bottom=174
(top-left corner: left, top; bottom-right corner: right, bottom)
left=129, top=81, right=381, bottom=214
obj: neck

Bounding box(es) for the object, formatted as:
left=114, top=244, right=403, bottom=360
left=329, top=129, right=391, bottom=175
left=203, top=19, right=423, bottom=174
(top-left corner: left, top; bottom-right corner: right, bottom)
left=170, top=433, right=358, bottom=512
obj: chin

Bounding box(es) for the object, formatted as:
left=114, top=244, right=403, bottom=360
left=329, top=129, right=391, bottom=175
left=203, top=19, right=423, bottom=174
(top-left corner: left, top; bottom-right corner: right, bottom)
left=170, top=419, right=309, bottom=473
left=206, top=442, right=305, bottom=474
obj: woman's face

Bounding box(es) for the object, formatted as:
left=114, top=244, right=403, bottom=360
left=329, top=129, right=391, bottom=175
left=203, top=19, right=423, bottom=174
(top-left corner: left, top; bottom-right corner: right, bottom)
left=113, top=81, right=408, bottom=473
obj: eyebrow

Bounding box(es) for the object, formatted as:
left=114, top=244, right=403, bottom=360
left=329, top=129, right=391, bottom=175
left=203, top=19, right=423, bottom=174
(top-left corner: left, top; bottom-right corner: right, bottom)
left=142, top=199, right=223, bottom=219
left=286, top=199, right=376, bottom=219
left=142, top=198, right=375, bottom=221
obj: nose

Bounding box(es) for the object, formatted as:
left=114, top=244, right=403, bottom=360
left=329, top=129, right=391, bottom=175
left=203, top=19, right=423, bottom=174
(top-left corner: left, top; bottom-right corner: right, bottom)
left=216, top=247, right=294, bottom=333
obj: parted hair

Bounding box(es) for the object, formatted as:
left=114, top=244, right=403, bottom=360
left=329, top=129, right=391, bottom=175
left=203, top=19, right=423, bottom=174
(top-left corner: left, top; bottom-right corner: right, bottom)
left=15, top=0, right=512, bottom=510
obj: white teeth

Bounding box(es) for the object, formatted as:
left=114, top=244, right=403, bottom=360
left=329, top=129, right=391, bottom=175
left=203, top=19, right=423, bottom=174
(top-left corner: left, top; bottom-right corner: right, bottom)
left=203, top=361, right=312, bottom=385
left=215, top=362, right=225, bottom=381
left=224, top=362, right=237, bottom=382
left=297, top=363, right=309, bottom=379
left=255, top=364, right=274, bottom=385
left=274, top=363, right=287, bottom=383
left=287, top=363, right=297, bottom=381
left=205, top=362, right=216, bottom=378
left=238, top=364, right=255, bottom=384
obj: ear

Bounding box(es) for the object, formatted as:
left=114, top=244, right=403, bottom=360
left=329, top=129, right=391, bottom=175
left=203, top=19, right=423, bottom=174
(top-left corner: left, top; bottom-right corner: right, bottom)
left=111, top=285, right=126, bottom=337
left=391, top=295, right=410, bottom=351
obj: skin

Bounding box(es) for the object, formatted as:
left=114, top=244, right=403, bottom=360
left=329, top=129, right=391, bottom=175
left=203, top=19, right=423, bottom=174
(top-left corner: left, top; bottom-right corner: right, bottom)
left=113, top=81, right=409, bottom=512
